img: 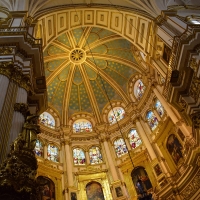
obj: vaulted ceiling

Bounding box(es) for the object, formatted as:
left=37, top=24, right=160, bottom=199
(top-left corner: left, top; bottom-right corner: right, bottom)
left=43, top=27, right=140, bottom=121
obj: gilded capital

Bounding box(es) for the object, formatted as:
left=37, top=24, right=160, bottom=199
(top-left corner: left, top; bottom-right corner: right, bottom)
left=14, top=103, right=29, bottom=117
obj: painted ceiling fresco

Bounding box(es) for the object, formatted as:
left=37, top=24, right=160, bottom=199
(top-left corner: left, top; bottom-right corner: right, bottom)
left=43, top=27, right=140, bottom=119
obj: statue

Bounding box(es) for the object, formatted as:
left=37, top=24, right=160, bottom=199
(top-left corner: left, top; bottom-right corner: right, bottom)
left=0, top=114, right=40, bottom=200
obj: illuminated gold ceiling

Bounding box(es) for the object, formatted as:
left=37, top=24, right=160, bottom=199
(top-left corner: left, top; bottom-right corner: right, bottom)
left=44, top=27, right=142, bottom=122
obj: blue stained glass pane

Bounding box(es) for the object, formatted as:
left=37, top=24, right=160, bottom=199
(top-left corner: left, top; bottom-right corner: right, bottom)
left=155, top=99, right=164, bottom=117
left=39, top=112, right=55, bottom=128
left=146, top=111, right=159, bottom=130
left=114, top=138, right=128, bottom=157
left=73, top=148, right=86, bottom=165
left=128, top=129, right=142, bottom=149
left=47, top=145, right=59, bottom=162
left=108, top=107, right=125, bottom=125
left=34, top=139, right=43, bottom=157
left=73, top=120, right=92, bottom=133
left=89, top=147, right=103, bottom=164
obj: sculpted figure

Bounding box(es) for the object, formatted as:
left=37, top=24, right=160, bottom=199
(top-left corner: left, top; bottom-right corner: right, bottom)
left=21, top=115, right=40, bottom=150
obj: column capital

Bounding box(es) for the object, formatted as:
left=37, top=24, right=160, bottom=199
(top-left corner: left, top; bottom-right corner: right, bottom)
left=14, top=103, right=29, bottom=118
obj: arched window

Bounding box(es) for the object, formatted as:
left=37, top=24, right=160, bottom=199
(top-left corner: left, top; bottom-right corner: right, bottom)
left=128, top=129, right=142, bottom=149
left=73, top=119, right=92, bottom=133
left=108, top=107, right=125, bottom=125
left=155, top=99, right=164, bottom=117
left=34, top=139, right=43, bottom=157
left=89, top=147, right=103, bottom=164
left=167, top=134, right=183, bottom=165
left=47, top=144, right=59, bottom=162
left=146, top=111, right=159, bottom=130
left=114, top=138, right=128, bottom=157
left=73, top=148, right=86, bottom=165
left=134, top=79, right=146, bottom=100
left=39, top=112, right=55, bottom=128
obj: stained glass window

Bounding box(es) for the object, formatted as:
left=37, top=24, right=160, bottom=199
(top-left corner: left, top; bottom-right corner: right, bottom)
left=89, top=147, right=103, bottom=164
left=34, top=139, right=43, bottom=157
left=146, top=111, right=159, bottom=130
left=73, top=148, right=86, bottom=165
left=39, top=112, right=55, bottom=128
left=47, top=145, right=59, bottom=162
left=108, top=107, right=125, bottom=125
left=134, top=79, right=146, bottom=99
left=128, top=129, right=142, bottom=149
left=155, top=99, right=165, bottom=117
left=73, top=119, right=92, bottom=133
left=114, top=138, right=128, bottom=157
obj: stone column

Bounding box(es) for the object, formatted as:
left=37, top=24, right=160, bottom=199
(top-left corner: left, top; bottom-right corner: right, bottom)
left=124, top=137, right=131, bottom=151
left=153, top=86, right=191, bottom=138
left=7, top=87, right=28, bottom=152
left=0, top=75, right=9, bottom=113
left=64, top=139, right=74, bottom=187
left=85, top=150, right=90, bottom=165
left=102, top=137, right=119, bottom=181
left=153, top=108, right=161, bottom=121
left=44, top=144, right=48, bottom=159
left=136, top=119, right=157, bottom=160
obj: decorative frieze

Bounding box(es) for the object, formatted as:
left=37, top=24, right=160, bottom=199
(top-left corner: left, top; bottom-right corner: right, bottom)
left=0, top=47, right=13, bottom=54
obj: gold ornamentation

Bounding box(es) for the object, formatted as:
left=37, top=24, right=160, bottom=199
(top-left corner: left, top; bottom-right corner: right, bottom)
left=180, top=170, right=200, bottom=200
left=0, top=62, right=32, bottom=92
left=0, top=114, right=40, bottom=200
left=14, top=103, right=29, bottom=117
left=191, top=112, right=200, bottom=129
left=0, top=47, right=13, bottom=54
left=70, top=49, right=86, bottom=63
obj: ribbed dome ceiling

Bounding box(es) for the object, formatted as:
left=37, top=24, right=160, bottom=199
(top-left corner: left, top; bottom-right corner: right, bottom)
left=43, top=27, right=141, bottom=121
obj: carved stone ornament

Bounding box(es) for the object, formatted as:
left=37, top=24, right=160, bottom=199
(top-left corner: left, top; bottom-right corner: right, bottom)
left=191, top=112, right=200, bottom=129
left=180, top=170, right=200, bottom=200
left=14, top=103, right=29, bottom=117
left=0, top=62, right=32, bottom=92
left=0, top=114, right=41, bottom=200
left=0, top=47, right=13, bottom=54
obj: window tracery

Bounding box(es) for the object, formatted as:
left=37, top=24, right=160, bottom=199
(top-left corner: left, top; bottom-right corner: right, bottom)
left=155, top=99, right=165, bottom=117
left=134, top=79, right=146, bottom=100
left=114, top=138, right=128, bottom=157
left=73, top=148, right=86, bottom=165
left=73, top=119, right=92, bottom=133
left=146, top=111, right=159, bottom=130
left=34, top=139, right=43, bottom=157
left=47, top=144, right=59, bottom=162
left=39, top=112, right=55, bottom=128
left=128, top=129, right=142, bottom=149
left=89, top=147, right=103, bottom=164
left=108, top=107, right=125, bottom=125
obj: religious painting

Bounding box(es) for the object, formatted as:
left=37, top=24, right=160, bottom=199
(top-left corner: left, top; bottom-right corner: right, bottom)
left=37, top=176, right=55, bottom=200
left=114, top=138, right=128, bottom=157
left=86, top=182, right=105, bottom=200
left=131, top=166, right=152, bottom=195
left=115, top=187, right=123, bottom=197
left=154, top=164, right=162, bottom=176
left=162, top=44, right=171, bottom=64
left=89, top=146, right=103, bottom=164
left=71, top=192, right=77, bottom=200
left=166, top=134, right=183, bottom=165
